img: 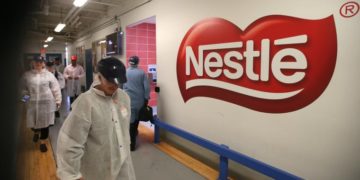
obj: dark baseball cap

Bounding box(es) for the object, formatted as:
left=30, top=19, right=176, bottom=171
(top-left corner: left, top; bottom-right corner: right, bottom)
left=45, top=61, right=54, bottom=67
left=33, top=56, right=45, bottom=62
left=129, top=56, right=139, bottom=65
left=97, top=57, right=127, bottom=85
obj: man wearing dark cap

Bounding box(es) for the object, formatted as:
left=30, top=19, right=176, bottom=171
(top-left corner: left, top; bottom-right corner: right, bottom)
left=54, top=57, right=65, bottom=73
left=57, top=57, right=136, bottom=180
left=123, top=55, right=150, bottom=151
left=46, top=60, right=65, bottom=118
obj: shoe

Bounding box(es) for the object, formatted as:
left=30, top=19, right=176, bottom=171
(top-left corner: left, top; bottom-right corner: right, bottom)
left=33, top=133, right=39, bottom=143
left=55, top=111, right=60, bottom=118
left=130, top=143, right=136, bottom=151
left=40, top=144, right=47, bottom=152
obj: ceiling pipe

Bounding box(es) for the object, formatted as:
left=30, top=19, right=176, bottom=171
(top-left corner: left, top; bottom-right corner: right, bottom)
left=63, top=7, right=77, bottom=23
left=77, top=0, right=152, bottom=38
left=89, top=0, right=121, bottom=7
left=75, top=22, right=82, bottom=29
left=70, top=16, right=80, bottom=27
left=66, top=6, right=84, bottom=25
left=43, top=0, right=49, bottom=16
left=32, top=18, right=38, bottom=30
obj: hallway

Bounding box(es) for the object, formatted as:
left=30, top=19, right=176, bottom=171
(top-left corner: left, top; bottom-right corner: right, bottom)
left=16, top=98, right=212, bottom=180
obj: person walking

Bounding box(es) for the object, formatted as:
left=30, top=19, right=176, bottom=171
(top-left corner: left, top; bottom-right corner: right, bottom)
left=54, top=57, right=65, bottom=73
left=123, top=56, right=150, bottom=151
left=56, top=57, right=136, bottom=180
left=63, top=55, right=84, bottom=106
left=46, top=60, right=65, bottom=118
left=21, top=56, right=61, bottom=152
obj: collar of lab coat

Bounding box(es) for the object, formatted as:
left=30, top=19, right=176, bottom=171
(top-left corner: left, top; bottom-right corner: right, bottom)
left=31, top=68, right=47, bottom=74
left=92, top=86, right=118, bottom=99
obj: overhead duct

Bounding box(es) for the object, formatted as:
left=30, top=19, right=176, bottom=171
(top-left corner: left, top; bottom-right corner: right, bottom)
left=63, top=7, right=78, bottom=23
left=43, top=0, right=49, bottom=16
left=70, top=16, right=80, bottom=27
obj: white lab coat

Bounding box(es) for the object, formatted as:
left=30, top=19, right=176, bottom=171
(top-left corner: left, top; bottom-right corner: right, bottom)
left=56, top=71, right=66, bottom=89
left=21, top=69, right=62, bottom=129
left=55, top=64, right=65, bottom=73
left=49, top=70, right=65, bottom=89
left=63, top=64, right=85, bottom=97
left=56, top=86, right=136, bottom=180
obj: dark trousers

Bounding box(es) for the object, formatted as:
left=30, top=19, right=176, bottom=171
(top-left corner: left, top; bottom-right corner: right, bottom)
left=129, top=120, right=140, bottom=146
left=69, top=95, right=78, bottom=105
left=31, top=127, right=49, bottom=140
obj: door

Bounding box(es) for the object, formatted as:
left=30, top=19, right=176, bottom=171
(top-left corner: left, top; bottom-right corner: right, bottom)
left=85, top=49, right=93, bottom=90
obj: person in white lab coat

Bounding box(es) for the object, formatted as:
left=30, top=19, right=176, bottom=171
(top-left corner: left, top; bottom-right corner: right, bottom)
left=56, top=57, right=136, bottom=180
left=63, top=55, right=85, bottom=106
left=54, top=57, right=65, bottom=73
left=21, top=56, right=62, bottom=152
left=46, top=60, right=65, bottom=118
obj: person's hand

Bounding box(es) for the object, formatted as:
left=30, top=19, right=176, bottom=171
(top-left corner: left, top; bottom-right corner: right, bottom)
left=74, top=76, right=79, bottom=80
left=56, top=103, right=61, bottom=110
left=68, top=76, right=73, bottom=80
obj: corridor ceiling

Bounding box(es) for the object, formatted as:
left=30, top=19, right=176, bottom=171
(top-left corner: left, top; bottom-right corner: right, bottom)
left=25, top=0, right=130, bottom=42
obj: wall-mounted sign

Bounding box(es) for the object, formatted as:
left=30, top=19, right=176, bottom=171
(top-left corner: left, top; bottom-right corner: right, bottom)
left=177, top=15, right=337, bottom=113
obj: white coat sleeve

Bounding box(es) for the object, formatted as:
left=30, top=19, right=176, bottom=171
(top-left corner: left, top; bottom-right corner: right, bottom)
left=63, top=67, right=70, bottom=79
left=49, top=73, right=62, bottom=105
left=56, top=95, right=91, bottom=180
left=19, top=72, right=29, bottom=96
left=78, top=66, right=85, bottom=78
left=57, top=72, right=66, bottom=89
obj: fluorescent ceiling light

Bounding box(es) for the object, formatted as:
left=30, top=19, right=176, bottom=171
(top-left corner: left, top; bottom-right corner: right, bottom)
left=54, top=23, right=66, bottom=32
left=45, top=36, right=54, bottom=42
left=73, top=0, right=88, bottom=7
left=44, top=44, right=48, bottom=48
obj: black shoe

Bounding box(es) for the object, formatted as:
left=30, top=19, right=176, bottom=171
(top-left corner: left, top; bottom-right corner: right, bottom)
left=130, top=144, right=136, bottom=151
left=55, top=111, right=60, bottom=118
left=33, top=133, right=39, bottom=143
left=40, top=144, right=47, bottom=152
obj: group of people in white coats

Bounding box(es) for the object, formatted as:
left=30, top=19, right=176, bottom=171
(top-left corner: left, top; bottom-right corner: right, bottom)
left=21, top=55, right=84, bottom=152
left=22, top=54, right=150, bottom=179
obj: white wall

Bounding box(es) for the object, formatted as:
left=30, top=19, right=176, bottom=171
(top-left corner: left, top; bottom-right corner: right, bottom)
left=72, top=0, right=360, bottom=179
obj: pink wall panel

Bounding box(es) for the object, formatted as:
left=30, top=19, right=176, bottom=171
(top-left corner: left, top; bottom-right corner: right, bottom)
left=138, top=23, right=148, bottom=29
left=126, top=43, right=137, bottom=51
left=148, top=37, right=156, bottom=45
left=137, top=29, right=148, bottom=37
left=127, top=28, right=137, bottom=35
left=126, top=22, right=157, bottom=107
left=126, top=36, right=137, bottom=44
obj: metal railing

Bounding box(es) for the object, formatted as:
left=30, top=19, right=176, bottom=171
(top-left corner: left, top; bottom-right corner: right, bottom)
left=153, top=117, right=302, bottom=180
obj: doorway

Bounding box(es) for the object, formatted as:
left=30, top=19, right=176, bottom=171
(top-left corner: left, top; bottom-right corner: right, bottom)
left=126, top=16, right=157, bottom=128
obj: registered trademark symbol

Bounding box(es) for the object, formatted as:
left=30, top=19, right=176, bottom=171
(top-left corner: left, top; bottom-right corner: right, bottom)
left=340, top=1, right=359, bottom=18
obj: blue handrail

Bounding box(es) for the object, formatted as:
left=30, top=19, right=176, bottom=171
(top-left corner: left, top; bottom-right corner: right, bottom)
left=153, top=117, right=302, bottom=180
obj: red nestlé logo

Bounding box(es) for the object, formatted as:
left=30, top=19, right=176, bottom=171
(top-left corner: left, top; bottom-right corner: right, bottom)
left=177, top=15, right=337, bottom=113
